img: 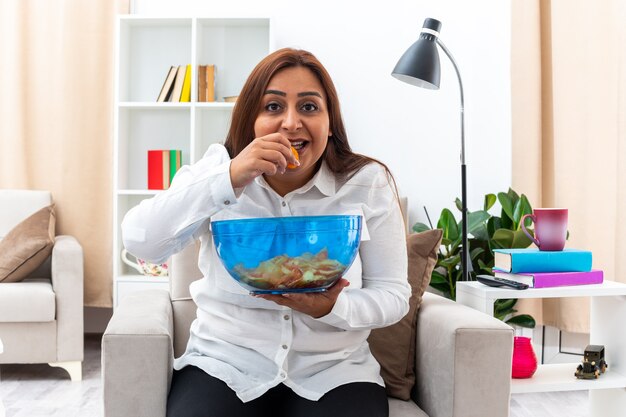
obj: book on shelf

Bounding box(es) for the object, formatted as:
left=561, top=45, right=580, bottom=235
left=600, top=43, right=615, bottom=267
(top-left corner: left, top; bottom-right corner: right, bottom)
left=148, top=150, right=182, bottom=190
left=197, top=64, right=215, bottom=102
left=494, top=269, right=604, bottom=288
left=206, top=64, right=215, bottom=102
left=169, top=65, right=188, bottom=102
left=156, top=66, right=177, bottom=102
left=493, top=248, right=593, bottom=273
left=198, top=65, right=207, bottom=102
left=168, top=149, right=181, bottom=184
left=180, top=64, right=192, bottom=102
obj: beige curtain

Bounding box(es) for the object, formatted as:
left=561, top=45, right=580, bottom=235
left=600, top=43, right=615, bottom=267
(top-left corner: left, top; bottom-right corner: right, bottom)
left=0, top=0, right=129, bottom=307
left=512, top=0, right=626, bottom=333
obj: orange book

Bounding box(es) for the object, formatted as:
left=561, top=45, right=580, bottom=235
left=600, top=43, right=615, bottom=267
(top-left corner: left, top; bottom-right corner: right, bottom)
left=206, top=64, right=215, bottom=102
left=198, top=65, right=207, bottom=102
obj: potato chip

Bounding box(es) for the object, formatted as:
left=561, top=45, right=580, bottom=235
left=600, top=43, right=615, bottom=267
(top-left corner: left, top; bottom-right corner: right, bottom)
left=234, top=248, right=345, bottom=290
left=287, top=146, right=299, bottom=169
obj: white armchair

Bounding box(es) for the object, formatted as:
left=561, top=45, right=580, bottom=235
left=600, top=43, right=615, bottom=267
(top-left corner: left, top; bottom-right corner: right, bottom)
left=103, top=242, right=514, bottom=417
left=0, top=190, right=84, bottom=381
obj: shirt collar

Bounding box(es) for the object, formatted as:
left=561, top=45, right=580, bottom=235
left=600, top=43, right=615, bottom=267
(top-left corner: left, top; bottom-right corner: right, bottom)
left=253, top=161, right=336, bottom=197
left=307, top=161, right=336, bottom=197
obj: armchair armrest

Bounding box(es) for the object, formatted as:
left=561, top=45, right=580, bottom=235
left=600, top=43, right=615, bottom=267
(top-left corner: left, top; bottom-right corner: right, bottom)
left=102, top=290, right=174, bottom=417
left=51, top=235, right=84, bottom=362
left=414, top=292, right=513, bottom=417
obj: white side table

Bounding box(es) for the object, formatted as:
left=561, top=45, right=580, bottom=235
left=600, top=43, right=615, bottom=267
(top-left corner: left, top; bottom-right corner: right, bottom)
left=457, top=280, right=626, bottom=417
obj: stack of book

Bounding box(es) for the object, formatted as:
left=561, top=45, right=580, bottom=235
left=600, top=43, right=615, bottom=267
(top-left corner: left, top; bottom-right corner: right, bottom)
left=493, top=248, right=603, bottom=288
left=148, top=150, right=182, bottom=190
left=156, top=64, right=215, bottom=103
left=156, top=65, right=192, bottom=103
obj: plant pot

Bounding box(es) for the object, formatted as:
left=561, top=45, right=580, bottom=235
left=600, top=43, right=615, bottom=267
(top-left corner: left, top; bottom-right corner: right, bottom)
left=512, top=336, right=538, bottom=379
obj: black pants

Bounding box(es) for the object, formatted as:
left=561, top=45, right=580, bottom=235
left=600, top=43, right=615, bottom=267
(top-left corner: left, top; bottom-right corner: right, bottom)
left=166, top=365, right=389, bottom=417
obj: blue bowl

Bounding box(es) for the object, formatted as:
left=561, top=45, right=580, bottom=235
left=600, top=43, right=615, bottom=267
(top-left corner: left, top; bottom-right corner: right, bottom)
left=211, top=215, right=362, bottom=294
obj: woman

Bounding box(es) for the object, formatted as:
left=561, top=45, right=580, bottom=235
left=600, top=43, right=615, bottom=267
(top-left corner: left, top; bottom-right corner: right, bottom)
left=122, top=48, right=410, bottom=417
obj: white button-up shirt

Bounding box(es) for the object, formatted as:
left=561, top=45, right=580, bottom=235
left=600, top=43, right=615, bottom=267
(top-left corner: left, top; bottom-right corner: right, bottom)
left=122, top=144, right=410, bottom=402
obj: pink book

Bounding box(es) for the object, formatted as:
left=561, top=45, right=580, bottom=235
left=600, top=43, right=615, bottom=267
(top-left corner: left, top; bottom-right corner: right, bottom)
left=493, top=269, right=603, bottom=288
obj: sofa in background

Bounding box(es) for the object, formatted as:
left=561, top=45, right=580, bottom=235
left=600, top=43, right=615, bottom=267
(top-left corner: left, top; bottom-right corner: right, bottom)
left=0, top=189, right=84, bottom=381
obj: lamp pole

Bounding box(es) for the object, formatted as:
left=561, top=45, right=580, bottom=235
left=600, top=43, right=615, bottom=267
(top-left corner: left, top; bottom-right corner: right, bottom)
left=435, top=39, right=469, bottom=281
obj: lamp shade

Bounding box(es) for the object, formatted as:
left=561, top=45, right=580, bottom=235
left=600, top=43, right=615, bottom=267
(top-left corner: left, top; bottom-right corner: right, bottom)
left=391, top=18, right=442, bottom=89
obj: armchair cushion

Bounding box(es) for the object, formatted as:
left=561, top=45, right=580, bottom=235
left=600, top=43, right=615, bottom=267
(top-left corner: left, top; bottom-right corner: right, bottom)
left=0, top=204, right=55, bottom=283
left=368, top=229, right=442, bottom=400
left=0, top=278, right=55, bottom=322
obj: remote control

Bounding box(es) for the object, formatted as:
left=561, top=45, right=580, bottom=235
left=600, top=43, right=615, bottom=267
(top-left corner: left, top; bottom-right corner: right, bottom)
left=476, top=275, right=529, bottom=290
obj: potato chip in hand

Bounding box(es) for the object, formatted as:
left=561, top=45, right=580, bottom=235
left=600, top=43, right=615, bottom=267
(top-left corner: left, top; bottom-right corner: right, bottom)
left=287, top=146, right=299, bottom=169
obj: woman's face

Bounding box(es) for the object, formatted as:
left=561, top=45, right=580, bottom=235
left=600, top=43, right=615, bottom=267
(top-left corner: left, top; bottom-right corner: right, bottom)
left=254, top=66, right=331, bottom=189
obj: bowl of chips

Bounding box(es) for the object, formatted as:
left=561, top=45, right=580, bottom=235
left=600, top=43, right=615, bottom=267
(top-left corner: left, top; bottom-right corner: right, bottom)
left=211, top=215, right=362, bottom=294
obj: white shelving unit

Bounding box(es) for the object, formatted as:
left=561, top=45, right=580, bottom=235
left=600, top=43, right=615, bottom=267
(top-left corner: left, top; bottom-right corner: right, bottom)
left=112, top=16, right=272, bottom=308
left=457, top=280, right=626, bottom=417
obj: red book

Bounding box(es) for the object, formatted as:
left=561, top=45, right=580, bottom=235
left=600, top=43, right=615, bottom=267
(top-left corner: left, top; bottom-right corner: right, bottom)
left=148, top=150, right=164, bottom=190
left=494, top=269, right=604, bottom=288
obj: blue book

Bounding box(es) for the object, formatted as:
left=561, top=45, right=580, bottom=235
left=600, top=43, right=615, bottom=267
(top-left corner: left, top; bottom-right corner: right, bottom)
left=493, top=248, right=592, bottom=273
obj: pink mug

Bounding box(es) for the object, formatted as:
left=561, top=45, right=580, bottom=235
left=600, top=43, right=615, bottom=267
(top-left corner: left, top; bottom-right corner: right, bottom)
left=521, top=208, right=568, bottom=251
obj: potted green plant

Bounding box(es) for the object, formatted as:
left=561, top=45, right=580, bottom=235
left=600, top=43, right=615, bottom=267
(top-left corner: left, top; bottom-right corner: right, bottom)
left=414, top=188, right=536, bottom=328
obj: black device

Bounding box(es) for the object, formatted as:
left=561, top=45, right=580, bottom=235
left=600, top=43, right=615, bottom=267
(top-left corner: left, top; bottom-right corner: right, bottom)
left=476, top=275, right=529, bottom=290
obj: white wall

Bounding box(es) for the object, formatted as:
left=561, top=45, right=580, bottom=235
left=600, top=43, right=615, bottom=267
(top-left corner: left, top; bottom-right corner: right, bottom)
left=133, top=0, right=512, bottom=228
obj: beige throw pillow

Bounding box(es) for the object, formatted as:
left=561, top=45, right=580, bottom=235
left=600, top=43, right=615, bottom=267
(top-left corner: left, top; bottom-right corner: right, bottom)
left=368, top=228, right=443, bottom=400
left=0, top=205, right=56, bottom=283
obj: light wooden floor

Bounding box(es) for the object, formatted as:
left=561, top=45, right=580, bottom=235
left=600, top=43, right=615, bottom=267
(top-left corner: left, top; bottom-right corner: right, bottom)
left=0, top=334, right=102, bottom=417
left=0, top=334, right=589, bottom=417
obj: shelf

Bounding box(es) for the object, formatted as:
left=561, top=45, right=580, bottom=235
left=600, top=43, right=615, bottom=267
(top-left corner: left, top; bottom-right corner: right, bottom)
left=118, top=102, right=193, bottom=109
left=119, top=16, right=192, bottom=27
left=115, top=274, right=169, bottom=283
left=197, top=18, right=270, bottom=27
left=119, top=102, right=234, bottom=109
left=117, top=189, right=161, bottom=196
left=113, top=16, right=271, bottom=308
left=511, top=363, right=626, bottom=393
left=195, top=102, right=235, bottom=109
left=457, top=280, right=626, bottom=299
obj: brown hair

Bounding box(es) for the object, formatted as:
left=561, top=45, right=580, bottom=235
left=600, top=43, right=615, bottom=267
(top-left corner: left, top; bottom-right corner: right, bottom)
left=224, top=48, right=402, bottom=218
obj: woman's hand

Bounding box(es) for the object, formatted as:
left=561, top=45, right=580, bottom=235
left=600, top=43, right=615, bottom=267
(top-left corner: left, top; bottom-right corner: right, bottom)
left=254, top=278, right=350, bottom=318
left=230, top=133, right=300, bottom=189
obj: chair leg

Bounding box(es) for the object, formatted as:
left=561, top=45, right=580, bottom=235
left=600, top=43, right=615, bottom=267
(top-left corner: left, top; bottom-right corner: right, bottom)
left=48, top=361, right=82, bottom=381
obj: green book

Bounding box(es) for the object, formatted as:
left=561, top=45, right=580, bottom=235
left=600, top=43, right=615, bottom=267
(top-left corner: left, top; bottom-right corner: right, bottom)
left=169, top=150, right=181, bottom=184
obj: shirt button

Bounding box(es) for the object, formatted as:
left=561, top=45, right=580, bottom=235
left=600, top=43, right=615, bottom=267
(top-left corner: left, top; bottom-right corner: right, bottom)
left=224, top=200, right=231, bottom=205
left=282, top=344, right=288, bottom=350
left=280, top=372, right=286, bottom=378
left=283, top=315, right=290, bottom=320
left=281, top=201, right=286, bottom=207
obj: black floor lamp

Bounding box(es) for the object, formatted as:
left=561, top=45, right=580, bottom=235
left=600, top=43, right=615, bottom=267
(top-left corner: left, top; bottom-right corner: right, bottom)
left=391, top=18, right=470, bottom=281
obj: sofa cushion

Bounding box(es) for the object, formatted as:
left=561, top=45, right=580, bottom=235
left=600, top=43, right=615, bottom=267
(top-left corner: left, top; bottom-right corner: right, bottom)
left=368, top=229, right=442, bottom=400
left=0, top=205, right=55, bottom=283
left=388, top=397, right=429, bottom=417
left=0, top=278, right=56, bottom=322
